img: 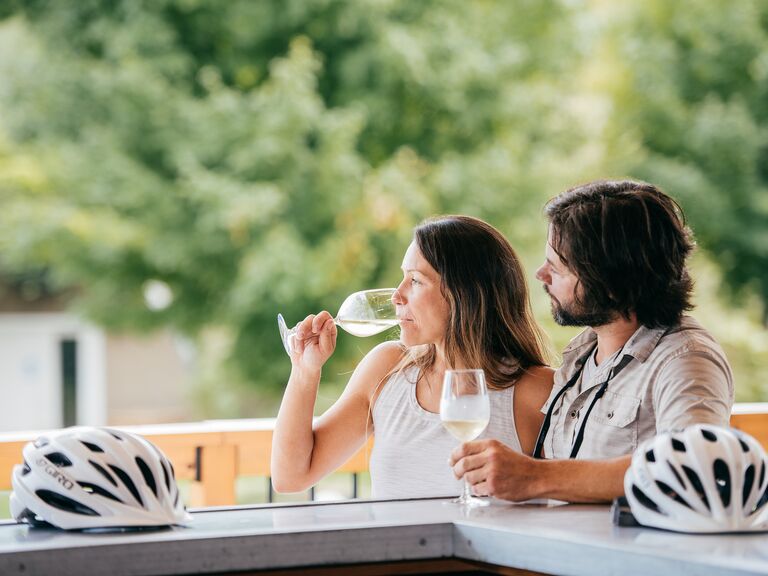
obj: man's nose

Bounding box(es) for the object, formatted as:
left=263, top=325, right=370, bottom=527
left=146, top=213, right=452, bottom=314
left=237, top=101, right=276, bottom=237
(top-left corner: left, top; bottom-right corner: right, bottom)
left=535, top=264, right=549, bottom=284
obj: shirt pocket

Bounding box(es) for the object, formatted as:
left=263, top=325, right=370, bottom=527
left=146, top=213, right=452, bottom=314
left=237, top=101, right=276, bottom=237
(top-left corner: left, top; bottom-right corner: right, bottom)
left=585, top=391, right=641, bottom=458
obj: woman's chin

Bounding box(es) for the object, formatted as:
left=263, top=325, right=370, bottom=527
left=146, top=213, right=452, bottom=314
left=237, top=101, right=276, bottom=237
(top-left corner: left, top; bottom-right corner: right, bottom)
left=399, top=333, right=428, bottom=348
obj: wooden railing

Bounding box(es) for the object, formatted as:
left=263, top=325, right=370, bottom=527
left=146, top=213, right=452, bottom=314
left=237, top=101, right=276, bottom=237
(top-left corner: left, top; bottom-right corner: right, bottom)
left=0, top=405, right=766, bottom=507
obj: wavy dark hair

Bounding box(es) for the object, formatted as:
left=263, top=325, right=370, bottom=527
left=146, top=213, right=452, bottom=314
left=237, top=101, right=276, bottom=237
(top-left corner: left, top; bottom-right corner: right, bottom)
left=545, top=179, right=695, bottom=328
left=400, top=215, right=551, bottom=390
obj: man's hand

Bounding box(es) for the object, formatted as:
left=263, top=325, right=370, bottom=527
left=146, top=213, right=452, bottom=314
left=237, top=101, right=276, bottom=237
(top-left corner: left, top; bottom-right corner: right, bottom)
left=451, top=440, right=631, bottom=503
left=449, top=439, right=545, bottom=502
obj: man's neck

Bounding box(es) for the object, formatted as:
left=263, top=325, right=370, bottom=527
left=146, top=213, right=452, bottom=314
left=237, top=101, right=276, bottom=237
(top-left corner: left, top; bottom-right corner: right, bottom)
left=591, top=314, right=640, bottom=365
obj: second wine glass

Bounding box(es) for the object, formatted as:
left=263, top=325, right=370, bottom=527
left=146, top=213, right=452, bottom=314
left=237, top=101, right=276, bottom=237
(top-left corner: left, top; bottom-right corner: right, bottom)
left=277, top=288, right=399, bottom=355
left=440, top=369, right=491, bottom=507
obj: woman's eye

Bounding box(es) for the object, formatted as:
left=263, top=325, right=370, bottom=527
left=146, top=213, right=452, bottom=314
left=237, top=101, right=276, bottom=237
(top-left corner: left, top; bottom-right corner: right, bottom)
left=410, top=277, right=420, bottom=285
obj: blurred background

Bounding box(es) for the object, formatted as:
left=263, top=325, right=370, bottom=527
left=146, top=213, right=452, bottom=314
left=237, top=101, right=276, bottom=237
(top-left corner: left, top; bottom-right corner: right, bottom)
left=0, top=0, right=765, bottom=449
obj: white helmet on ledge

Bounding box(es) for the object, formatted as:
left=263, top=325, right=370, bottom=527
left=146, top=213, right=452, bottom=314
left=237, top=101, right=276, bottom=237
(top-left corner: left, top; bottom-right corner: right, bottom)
left=10, top=427, right=191, bottom=530
left=624, top=424, right=768, bottom=533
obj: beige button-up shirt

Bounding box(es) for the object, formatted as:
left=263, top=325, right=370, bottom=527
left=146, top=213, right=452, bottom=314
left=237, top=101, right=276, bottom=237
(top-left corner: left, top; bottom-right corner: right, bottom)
left=541, top=316, right=733, bottom=460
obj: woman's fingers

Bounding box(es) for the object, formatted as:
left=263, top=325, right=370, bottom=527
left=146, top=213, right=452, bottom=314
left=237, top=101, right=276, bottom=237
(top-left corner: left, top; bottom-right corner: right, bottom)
left=296, top=314, right=316, bottom=339
left=312, top=311, right=334, bottom=333
left=291, top=311, right=336, bottom=367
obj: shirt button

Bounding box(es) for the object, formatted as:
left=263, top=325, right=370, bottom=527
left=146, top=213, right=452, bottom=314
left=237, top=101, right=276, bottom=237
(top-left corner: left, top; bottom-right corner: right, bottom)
left=570, top=411, right=578, bottom=419
left=607, top=411, right=614, bottom=419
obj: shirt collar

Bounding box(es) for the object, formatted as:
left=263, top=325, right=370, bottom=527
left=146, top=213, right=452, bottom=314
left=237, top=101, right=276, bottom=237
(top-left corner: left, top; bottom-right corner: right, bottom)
left=560, top=322, right=670, bottom=367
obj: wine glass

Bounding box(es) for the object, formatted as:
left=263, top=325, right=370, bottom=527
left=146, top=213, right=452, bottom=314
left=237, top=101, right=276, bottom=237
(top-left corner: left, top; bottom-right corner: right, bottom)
left=440, top=369, right=491, bottom=507
left=277, top=288, right=399, bottom=355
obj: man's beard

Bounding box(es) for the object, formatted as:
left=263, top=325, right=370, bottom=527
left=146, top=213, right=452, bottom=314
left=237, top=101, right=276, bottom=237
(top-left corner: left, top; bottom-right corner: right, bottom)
left=545, top=287, right=616, bottom=327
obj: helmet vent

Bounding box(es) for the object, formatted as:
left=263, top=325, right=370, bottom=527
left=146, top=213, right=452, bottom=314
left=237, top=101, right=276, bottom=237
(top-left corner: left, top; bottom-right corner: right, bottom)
left=656, top=480, right=691, bottom=509
left=36, top=489, right=99, bottom=517
left=107, top=431, right=124, bottom=441
left=743, top=465, right=755, bottom=508
left=135, top=457, right=158, bottom=498
left=109, top=465, right=144, bottom=508
left=44, top=452, right=73, bottom=467
left=15, top=507, right=51, bottom=528
left=671, top=439, right=686, bottom=452
left=81, top=441, right=105, bottom=453
left=667, top=463, right=685, bottom=489
left=22, top=460, right=32, bottom=476
left=713, top=459, right=731, bottom=508
left=161, top=459, right=171, bottom=492
left=631, top=485, right=663, bottom=514
left=33, top=437, right=50, bottom=449
left=760, top=462, right=765, bottom=488
left=89, top=460, right=117, bottom=487
left=78, top=482, right=123, bottom=504
left=739, top=439, right=750, bottom=453
left=701, top=428, right=717, bottom=442
left=645, top=449, right=656, bottom=462
left=681, top=465, right=710, bottom=510
left=756, top=487, right=768, bottom=513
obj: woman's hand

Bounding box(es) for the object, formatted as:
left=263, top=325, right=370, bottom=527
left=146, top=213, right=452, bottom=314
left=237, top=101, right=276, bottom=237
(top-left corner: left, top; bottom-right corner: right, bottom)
left=290, top=311, right=337, bottom=371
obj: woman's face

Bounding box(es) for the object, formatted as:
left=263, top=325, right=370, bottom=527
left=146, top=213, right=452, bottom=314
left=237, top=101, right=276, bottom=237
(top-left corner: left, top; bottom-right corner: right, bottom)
left=393, top=241, right=450, bottom=348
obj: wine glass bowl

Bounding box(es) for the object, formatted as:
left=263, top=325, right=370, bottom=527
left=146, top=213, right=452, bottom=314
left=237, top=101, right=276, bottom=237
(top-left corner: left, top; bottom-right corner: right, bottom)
left=440, top=369, right=490, bottom=507
left=278, top=288, right=399, bottom=355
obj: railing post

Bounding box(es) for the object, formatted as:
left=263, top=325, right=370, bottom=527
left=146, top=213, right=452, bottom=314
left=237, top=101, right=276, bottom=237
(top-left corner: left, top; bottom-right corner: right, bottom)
left=189, top=444, right=237, bottom=507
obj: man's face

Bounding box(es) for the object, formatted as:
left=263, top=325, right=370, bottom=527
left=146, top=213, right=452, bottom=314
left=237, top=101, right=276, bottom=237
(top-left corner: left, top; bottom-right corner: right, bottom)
left=535, top=229, right=615, bottom=327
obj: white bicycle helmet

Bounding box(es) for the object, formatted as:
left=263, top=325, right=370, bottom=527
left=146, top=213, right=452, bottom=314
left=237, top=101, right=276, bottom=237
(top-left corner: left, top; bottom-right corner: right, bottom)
left=10, top=427, right=191, bottom=529
left=624, top=424, right=768, bottom=533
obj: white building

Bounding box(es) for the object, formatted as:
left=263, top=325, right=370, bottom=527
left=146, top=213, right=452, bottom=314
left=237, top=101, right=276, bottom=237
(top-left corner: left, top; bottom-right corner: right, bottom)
left=0, top=283, right=194, bottom=432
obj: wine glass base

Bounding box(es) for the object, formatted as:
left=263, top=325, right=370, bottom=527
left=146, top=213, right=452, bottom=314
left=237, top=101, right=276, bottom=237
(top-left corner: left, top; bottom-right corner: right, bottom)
left=277, top=314, right=292, bottom=355
left=446, top=495, right=490, bottom=507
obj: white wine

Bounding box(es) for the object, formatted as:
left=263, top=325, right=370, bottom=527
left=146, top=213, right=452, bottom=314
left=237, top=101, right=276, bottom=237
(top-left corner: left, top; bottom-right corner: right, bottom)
left=335, top=318, right=399, bottom=337
left=441, top=419, right=489, bottom=442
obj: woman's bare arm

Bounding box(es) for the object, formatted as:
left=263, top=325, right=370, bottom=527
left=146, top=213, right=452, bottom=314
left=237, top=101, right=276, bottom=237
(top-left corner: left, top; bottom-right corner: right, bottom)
left=271, top=327, right=403, bottom=493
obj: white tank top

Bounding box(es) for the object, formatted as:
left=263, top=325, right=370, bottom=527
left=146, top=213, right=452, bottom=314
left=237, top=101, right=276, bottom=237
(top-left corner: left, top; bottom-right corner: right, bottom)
left=369, top=365, right=522, bottom=499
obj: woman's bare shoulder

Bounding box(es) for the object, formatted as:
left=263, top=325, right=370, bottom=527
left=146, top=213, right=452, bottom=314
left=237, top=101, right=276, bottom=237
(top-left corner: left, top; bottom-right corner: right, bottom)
left=362, top=341, right=408, bottom=370
left=346, top=341, right=408, bottom=395
left=515, top=365, right=555, bottom=407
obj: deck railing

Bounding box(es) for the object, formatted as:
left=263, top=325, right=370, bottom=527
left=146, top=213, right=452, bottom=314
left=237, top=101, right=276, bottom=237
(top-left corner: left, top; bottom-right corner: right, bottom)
left=0, top=404, right=765, bottom=507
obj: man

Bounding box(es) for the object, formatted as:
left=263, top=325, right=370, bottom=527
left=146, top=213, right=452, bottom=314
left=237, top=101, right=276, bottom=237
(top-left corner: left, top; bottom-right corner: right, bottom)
left=450, top=179, right=733, bottom=502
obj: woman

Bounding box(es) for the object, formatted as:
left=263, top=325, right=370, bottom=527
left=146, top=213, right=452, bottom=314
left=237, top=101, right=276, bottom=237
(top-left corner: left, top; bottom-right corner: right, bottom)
left=271, top=216, right=553, bottom=498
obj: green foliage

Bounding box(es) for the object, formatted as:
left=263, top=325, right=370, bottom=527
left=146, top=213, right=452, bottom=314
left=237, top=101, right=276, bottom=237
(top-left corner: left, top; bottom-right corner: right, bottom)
left=606, top=0, right=768, bottom=321
left=0, top=0, right=765, bottom=410
left=0, top=0, right=595, bottom=405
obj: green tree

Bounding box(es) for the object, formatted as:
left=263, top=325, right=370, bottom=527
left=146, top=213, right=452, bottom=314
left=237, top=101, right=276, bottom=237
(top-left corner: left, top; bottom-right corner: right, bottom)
left=606, top=0, right=768, bottom=322
left=0, top=0, right=594, bottom=412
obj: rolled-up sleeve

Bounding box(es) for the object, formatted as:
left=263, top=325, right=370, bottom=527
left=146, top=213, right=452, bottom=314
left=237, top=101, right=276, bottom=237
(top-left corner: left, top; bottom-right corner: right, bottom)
left=652, top=350, right=734, bottom=433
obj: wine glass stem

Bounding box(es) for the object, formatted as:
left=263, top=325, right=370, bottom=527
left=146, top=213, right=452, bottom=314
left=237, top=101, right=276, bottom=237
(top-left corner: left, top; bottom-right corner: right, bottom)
left=461, top=477, right=472, bottom=503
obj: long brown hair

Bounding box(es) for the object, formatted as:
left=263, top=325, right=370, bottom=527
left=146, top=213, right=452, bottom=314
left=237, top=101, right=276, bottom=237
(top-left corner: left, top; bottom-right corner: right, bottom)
left=398, top=215, right=551, bottom=390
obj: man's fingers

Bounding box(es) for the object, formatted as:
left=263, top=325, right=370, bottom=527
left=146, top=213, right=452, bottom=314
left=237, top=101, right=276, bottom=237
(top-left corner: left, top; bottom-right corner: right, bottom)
left=471, top=480, right=491, bottom=497
left=452, top=452, right=485, bottom=479
left=462, top=466, right=488, bottom=489
left=449, top=440, right=490, bottom=466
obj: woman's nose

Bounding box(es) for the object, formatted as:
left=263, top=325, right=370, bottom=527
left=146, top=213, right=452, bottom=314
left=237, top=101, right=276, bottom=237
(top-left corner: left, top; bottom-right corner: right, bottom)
left=392, top=282, right=406, bottom=305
